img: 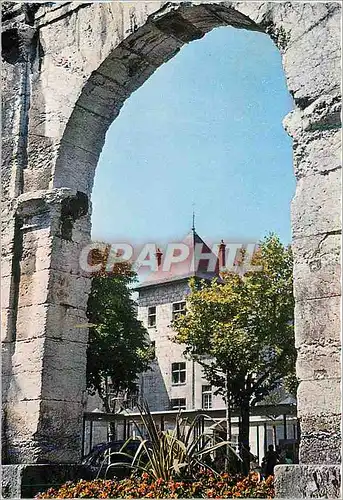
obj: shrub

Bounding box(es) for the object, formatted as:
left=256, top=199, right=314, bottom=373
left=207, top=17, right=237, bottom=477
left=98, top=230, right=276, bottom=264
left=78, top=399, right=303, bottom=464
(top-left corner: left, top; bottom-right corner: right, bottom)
left=104, top=402, right=241, bottom=481
left=36, top=471, right=274, bottom=498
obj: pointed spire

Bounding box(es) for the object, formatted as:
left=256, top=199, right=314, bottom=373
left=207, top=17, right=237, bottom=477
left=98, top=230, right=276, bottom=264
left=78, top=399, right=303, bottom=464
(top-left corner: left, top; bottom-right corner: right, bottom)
left=191, top=203, right=196, bottom=233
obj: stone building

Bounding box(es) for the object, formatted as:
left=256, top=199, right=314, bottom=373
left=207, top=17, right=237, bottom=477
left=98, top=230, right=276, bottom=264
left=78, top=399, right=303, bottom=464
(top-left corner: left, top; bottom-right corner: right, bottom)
left=136, top=228, right=222, bottom=413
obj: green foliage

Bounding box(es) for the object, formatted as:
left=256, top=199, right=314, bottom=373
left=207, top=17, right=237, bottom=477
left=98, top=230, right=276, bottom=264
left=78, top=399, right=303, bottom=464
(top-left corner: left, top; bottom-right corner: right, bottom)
left=283, top=371, right=298, bottom=398
left=36, top=471, right=275, bottom=498
left=106, top=402, right=241, bottom=481
left=86, top=255, right=154, bottom=412
left=173, top=234, right=296, bottom=460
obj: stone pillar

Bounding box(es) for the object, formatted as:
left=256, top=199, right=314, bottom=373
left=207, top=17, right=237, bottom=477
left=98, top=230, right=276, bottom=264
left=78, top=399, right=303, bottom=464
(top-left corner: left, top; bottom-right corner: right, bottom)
left=2, top=188, right=91, bottom=464
left=288, top=96, right=341, bottom=464
left=1, top=4, right=93, bottom=466
left=274, top=97, right=341, bottom=498
left=1, top=5, right=38, bottom=461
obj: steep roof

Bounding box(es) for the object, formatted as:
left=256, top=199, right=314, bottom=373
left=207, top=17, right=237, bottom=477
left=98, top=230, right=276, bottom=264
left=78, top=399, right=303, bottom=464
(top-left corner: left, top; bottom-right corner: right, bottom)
left=135, top=229, right=220, bottom=289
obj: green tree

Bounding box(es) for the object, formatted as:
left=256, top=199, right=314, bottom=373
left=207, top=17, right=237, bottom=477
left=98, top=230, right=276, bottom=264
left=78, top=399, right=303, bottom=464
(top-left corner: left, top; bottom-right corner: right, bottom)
left=173, top=234, right=296, bottom=473
left=86, top=252, right=154, bottom=416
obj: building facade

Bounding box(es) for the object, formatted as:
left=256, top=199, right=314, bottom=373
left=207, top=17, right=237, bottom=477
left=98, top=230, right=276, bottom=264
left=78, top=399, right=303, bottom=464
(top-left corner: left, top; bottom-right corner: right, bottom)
left=136, top=229, right=225, bottom=413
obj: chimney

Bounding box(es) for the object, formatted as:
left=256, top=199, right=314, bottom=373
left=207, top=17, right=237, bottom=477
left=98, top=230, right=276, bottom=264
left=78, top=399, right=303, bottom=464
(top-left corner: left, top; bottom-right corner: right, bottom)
left=218, top=240, right=226, bottom=271
left=155, top=248, right=163, bottom=268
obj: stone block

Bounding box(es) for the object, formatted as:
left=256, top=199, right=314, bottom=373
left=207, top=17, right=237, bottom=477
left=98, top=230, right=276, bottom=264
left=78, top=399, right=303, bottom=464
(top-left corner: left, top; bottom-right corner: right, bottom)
left=1, top=464, right=22, bottom=497
left=4, top=399, right=84, bottom=463
left=293, top=129, right=341, bottom=179
left=301, top=412, right=341, bottom=438
left=293, top=233, right=341, bottom=301
left=41, top=338, right=87, bottom=401
left=53, top=141, right=98, bottom=194
left=47, top=270, right=91, bottom=309
left=124, top=19, right=183, bottom=63
left=70, top=215, right=92, bottom=248
left=296, top=344, right=341, bottom=381
left=36, top=55, right=85, bottom=121
left=15, top=302, right=89, bottom=343
left=1, top=255, right=13, bottom=279
left=300, top=437, right=341, bottom=465
left=176, top=4, right=224, bottom=32
left=10, top=338, right=45, bottom=375
left=76, top=72, right=127, bottom=120
left=1, top=210, right=15, bottom=237
left=5, top=400, right=41, bottom=445
left=16, top=304, right=48, bottom=341
left=33, top=399, right=85, bottom=463
left=291, top=169, right=341, bottom=238
left=59, top=105, right=110, bottom=154
left=28, top=66, right=79, bottom=138
left=7, top=369, right=43, bottom=402
left=21, top=243, right=52, bottom=275
left=1, top=58, right=26, bottom=102
left=117, top=2, right=163, bottom=41
left=300, top=419, right=341, bottom=464
left=39, top=7, right=83, bottom=55
left=1, top=308, right=15, bottom=342
left=97, top=46, right=157, bottom=95
left=297, top=379, right=341, bottom=417
left=29, top=237, right=86, bottom=275
left=200, top=4, right=261, bottom=30
left=17, top=270, right=50, bottom=308
left=2, top=94, right=23, bottom=139
left=24, top=135, right=57, bottom=191
left=274, top=464, right=341, bottom=498
left=0, top=275, right=13, bottom=309
left=46, top=304, right=89, bottom=344
left=1, top=136, right=17, bottom=201
left=283, top=8, right=341, bottom=104
left=21, top=226, right=52, bottom=251
left=283, top=94, right=341, bottom=138
left=294, top=296, right=341, bottom=348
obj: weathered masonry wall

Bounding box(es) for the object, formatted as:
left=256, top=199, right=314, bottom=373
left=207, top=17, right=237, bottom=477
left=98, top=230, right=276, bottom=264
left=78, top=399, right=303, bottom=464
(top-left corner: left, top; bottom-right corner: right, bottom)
left=1, top=1, right=341, bottom=485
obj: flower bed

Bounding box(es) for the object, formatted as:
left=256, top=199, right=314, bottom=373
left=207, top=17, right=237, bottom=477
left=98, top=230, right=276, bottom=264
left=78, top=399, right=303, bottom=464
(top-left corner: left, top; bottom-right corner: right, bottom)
left=36, top=472, right=274, bottom=498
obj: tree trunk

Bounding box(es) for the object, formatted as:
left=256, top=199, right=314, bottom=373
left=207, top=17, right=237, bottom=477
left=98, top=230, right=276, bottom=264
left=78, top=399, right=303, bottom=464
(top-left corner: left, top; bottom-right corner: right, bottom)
left=109, top=421, right=116, bottom=441
left=100, top=387, right=116, bottom=441
left=272, top=424, right=277, bottom=449
left=239, top=400, right=250, bottom=476
left=224, top=370, right=232, bottom=472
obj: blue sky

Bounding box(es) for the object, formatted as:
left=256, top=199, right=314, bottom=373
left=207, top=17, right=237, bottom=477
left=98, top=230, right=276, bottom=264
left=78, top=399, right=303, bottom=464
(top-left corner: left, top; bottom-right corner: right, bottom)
left=91, top=27, right=295, bottom=247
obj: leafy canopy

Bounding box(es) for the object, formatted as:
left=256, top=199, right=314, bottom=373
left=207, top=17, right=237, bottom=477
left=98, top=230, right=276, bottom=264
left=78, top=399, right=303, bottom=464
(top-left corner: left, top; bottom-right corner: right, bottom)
left=173, top=234, right=296, bottom=407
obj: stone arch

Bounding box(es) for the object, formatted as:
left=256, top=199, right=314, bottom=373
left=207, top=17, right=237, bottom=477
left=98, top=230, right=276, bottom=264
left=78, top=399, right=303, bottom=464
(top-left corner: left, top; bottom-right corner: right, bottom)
left=52, top=3, right=266, bottom=196
left=1, top=2, right=341, bottom=486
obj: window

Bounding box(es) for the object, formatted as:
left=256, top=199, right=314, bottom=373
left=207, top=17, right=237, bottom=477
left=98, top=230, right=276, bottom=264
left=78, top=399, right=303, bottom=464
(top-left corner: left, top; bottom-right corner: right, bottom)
left=171, top=362, right=186, bottom=384
left=172, top=301, right=186, bottom=320
left=202, top=385, right=212, bottom=409
left=148, top=306, right=156, bottom=327
left=171, top=398, right=186, bottom=410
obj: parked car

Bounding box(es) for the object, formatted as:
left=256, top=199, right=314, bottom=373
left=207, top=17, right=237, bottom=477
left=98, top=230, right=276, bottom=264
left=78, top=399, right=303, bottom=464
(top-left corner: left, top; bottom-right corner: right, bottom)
left=82, top=440, right=145, bottom=479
